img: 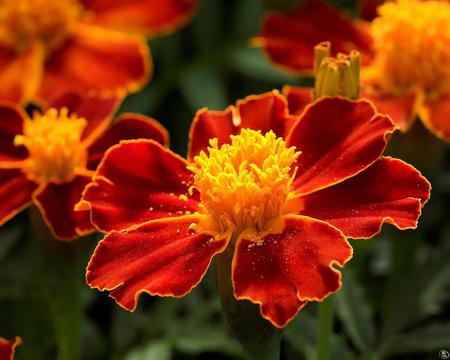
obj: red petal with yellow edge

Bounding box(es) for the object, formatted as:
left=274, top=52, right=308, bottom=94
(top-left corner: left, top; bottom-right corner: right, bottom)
left=258, top=1, right=373, bottom=73
left=420, top=96, right=450, bottom=142
left=83, top=0, right=197, bottom=37
left=87, top=113, right=168, bottom=169
left=87, top=216, right=229, bottom=311
left=299, top=157, right=430, bottom=239
left=0, top=169, right=36, bottom=225
left=38, top=24, right=151, bottom=102
left=282, top=85, right=313, bottom=116
left=0, top=104, right=28, bottom=165
left=0, top=336, right=21, bottom=360
left=80, top=140, right=198, bottom=233
left=358, top=0, right=384, bottom=21
left=33, top=175, right=94, bottom=241
left=361, top=88, right=417, bottom=132
left=188, top=107, right=237, bottom=162
left=233, top=215, right=352, bottom=328
left=188, top=92, right=295, bottom=161
left=47, top=92, right=121, bottom=145
left=287, top=97, right=396, bottom=196
left=0, top=43, right=43, bottom=103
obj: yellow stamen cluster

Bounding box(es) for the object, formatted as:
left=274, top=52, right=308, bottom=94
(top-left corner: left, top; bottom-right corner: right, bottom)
left=0, top=0, right=82, bottom=52
left=189, top=129, right=300, bottom=237
left=313, top=42, right=361, bottom=100
left=15, top=108, right=88, bottom=184
left=370, top=0, right=450, bottom=99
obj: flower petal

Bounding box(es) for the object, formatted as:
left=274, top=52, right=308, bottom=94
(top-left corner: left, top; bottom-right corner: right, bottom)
left=233, top=215, right=352, bottom=328
left=79, top=140, right=198, bottom=232
left=0, top=104, right=28, bottom=165
left=46, top=92, right=121, bottom=145
left=361, top=88, right=418, bottom=132
left=287, top=97, right=396, bottom=196
left=0, top=42, right=43, bottom=103
left=0, top=169, right=35, bottom=225
left=0, top=336, right=21, bottom=360
left=38, top=24, right=151, bottom=102
left=33, top=175, right=94, bottom=241
left=299, top=157, right=431, bottom=239
left=282, top=85, right=313, bottom=116
left=83, top=0, right=197, bottom=36
left=87, top=113, right=169, bottom=169
left=86, top=216, right=229, bottom=311
left=257, top=0, right=373, bottom=73
left=358, top=0, right=384, bottom=21
left=420, top=96, right=450, bottom=142
left=188, top=91, right=294, bottom=161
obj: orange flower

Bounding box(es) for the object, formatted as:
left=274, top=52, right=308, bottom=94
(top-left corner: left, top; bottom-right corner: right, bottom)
left=0, top=92, right=168, bottom=239
left=0, top=0, right=197, bottom=104
left=257, top=0, right=450, bottom=141
left=0, top=337, right=21, bottom=360
left=78, top=92, right=430, bottom=328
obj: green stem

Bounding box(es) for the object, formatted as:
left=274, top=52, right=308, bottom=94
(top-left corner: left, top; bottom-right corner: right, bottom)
left=29, top=207, right=85, bottom=360
left=316, top=297, right=333, bottom=360
left=215, top=247, right=281, bottom=360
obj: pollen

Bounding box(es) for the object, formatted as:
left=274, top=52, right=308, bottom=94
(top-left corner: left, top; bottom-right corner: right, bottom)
left=188, top=129, right=300, bottom=236
left=0, top=0, right=82, bottom=52
left=369, top=0, right=450, bottom=99
left=14, top=108, right=88, bottom=184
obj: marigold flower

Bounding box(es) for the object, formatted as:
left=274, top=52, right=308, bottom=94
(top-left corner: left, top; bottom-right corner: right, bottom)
left=0, top=0, right=197, bottom=103
left=80, top=92, right=430, bottom=328
left=0, top=92, right=168, bottom=240
left=257, top=0, right=450, bottom=141
left=0, top=337, right=21, bottom=360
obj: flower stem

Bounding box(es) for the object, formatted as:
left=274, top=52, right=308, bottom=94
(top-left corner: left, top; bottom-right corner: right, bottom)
left=29, top=207, right=86, bottom=360
left=316, top=297, right=333, bottom=360
left=215, top=247, right=281, bottom=360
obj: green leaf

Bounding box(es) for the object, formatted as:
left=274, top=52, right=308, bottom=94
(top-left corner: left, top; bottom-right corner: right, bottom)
left=124, top=340, right=172, bottom=360
left=334, top=268, right=376, bottom=353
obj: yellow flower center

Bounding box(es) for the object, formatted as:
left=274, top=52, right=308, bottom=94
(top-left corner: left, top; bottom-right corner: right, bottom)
left=14, top=108, right=88, bottom=184
left=370, top=0, right=450, bottom=99
left=0, top=0, right=82, bottom=52
left=189, top=129, right=300, bottom=237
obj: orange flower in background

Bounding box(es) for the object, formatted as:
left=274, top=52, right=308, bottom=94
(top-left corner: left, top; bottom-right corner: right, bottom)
left=0, top=92, right=168, bottom=240
left=257, top=0, right=450, bottom=141
left=0, top=0, right=197, bottom=104
left=0, top=337, right=21, bottom=360
left=78, top=92, right=430, bottom=328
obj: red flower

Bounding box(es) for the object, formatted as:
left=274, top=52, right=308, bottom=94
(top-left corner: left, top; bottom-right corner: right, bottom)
left=0, top=337, right=21, bottom=360
left=80, top=92, right=430, bottom=328
left=0, top=0, right=197, bottom=104
left=0, top=92, right=168, bottom=240
left=257, top=0, right=450, bottom=141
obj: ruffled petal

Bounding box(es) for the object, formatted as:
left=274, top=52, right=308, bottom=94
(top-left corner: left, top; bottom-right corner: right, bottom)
left=33, top=175, right=94, bottom=241
left=188, top=106, right=237, bottom=162
left=233, top=215, right=352, bottom=328
left=0, top=104, right=28, bottom=165
left=420, top=96, right=450, bottom=142
left=358, top=0, right=384, bottom=21
left=83, top=0, right=197, bottom=36
left=86, top=216, right=229, bottom=311
left=79, top=140, right=198, bottom=232
left=282, top=85, right=313, bottom=116
left=87, top=113, right=169, bottom=169
left=46, top=92, right=121, bottom=145
left=188, top=91, right=294, bottom=161
left=258, top=0, right=373, bottom=73
left=0, top=336, right=21, bottom=360
left=0, top=42, right=43, bottom=103
left=287, top=97, right=396, bottom=196
left=361, top=88, right=418, bottom=132
left=0, top=169, right=35, bottom=225
left=299, top=157, right=431, bottom=239
left=38, top=24, right=151, bottom=102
